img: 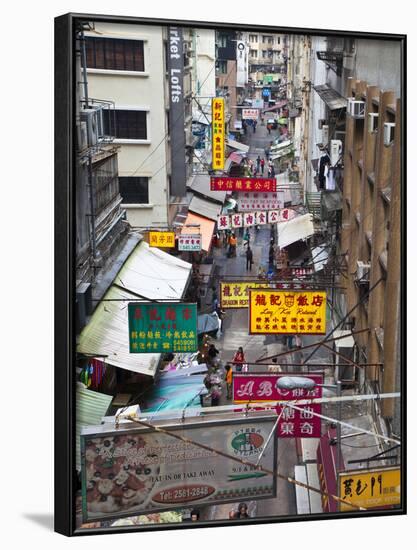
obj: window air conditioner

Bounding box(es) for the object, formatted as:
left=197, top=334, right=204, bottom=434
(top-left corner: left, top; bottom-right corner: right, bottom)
left=80, top=109, right=99, bottom=147
left=330, top=139, right=342, bottom=166
left=347, top=98, right=365, bottom=119
left=356, top=260, right=370, bottom=283
left=383, top=122, right=395, bottom=146
left=368, top=112, right=379, bottom=134
left=77, top=121, right=88, bottom=152
left=322, top=124, right=329, bottom=146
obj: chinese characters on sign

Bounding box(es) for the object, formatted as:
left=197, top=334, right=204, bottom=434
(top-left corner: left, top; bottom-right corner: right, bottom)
left=210, top=177, right=277, bottom=192
left=212, top=98, right=225, bottom=170
left=237, top=192, right=285, bottom=211
left=242, top=108, right=259, bottom=120
left=249, top=290, right=327, bottom=334
left=149, top=231, right=175, bottom=248
left=339, top=468, right=401, bottom=511
left=217, top=209, right=295, bottom=230
left=128, top=302, right=198, bottom=353
left=178, top=234, right=202, bottom=251
left=232, top=373, right=323, bottom=438
left=220, top=281, right=273, bottom=309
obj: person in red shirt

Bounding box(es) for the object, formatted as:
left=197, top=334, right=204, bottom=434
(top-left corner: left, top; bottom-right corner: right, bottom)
left=232, top=346, right=246, bottom=372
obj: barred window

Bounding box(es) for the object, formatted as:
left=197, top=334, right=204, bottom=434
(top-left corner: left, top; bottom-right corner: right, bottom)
left=86, top=37, right=145, bottom=71
left=104, top=110, right=147, bottom=140
left=119, top=177, right=149, bottom=204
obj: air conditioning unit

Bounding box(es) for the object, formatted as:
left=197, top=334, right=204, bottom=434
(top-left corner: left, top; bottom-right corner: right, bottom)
left=330, top=139, right=342, bottom=166
left=77, top=121, right=88, bottom=152
left=80, top=109, right=99, bottom=147
left=356, top=260, right=370, bottom=283
left=383, top=122, right=395, bottom=146
left=347, top=98, right=365, bottom=119
left=368, top=112, right=379, bottom=133
left=322, top=124, right=329, bottom=146
left=318, top=119, right=326, bottom=130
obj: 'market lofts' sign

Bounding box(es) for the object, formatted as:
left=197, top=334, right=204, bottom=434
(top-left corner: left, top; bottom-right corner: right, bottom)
left=167, top=27, right=186, bottom=197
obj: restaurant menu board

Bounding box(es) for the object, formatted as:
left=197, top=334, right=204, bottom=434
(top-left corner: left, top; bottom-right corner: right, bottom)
left=249, top=290, right=327, bottom=334
left=81, top=417, right=277, bottom=521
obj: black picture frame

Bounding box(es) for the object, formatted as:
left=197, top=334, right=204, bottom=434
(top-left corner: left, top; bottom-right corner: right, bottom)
left=55, top=12, right=406, bottom=536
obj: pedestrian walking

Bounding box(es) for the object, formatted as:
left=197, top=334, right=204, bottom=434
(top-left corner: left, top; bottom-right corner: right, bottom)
left=269, top=245, right=274, bottom=266
left=267, top=124, right=271, bottom=135
left=211, top=286, right=219, bottom=312
left=245, top=245, right=253, bottom=271
left=228, top=232, right=237, bottom=257
left=236, top=503, right=250, bottom=519
left=265, top=147, right=270, bottom=160
left=243, top=228, right=250, bottom=247
left=232, top=346, right=246, bottom=372
left=225, top=364, right=233, bottom=400
left=207, top=343, right=220, bottom=367
left=210, top=385, right=221, bottom=406
left=256, top=155, right=261, bottom=170
left=260, top=158, right=265, bottom=174
left=271, top=164, right=275, bottom=177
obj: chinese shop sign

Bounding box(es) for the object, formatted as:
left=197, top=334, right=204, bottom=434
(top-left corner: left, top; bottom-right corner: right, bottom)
left=211, top=176, right=277, bottom=192
left=128, top=303, right=197, bottom=353
left=249, top=290, right=327, bottom=334
left=149, top=231, right=175, bottom=248
left=339, top=468, right=401, bottom=511
left=237, top=192, right=285, bottom=211
left=81, top=416, right=277, bottom=521
left=217, top=209, right=295, bottom=230
left=178, top=234, right=202, bottom=251
left=220, top=281, right=273, bottom=309
left=212, top=98, right=225, bottom=170
left=232, top=373, right=323, bottom=438
left=242, top=108, right=259, bottom=120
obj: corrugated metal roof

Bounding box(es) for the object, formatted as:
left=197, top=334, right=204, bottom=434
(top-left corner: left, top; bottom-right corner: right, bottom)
left=226, top=139, right=250, bottom=153
left=189, top=195, right=222, bottom=221
left=76, top=384, right=113, bottom=470
left=313, top=84, right=347, bottom=110
left=77, top=242, right=192, bottom=376
left=188, top=174, right=227, bottom=204
left=277, top=213, right=315, bottom=249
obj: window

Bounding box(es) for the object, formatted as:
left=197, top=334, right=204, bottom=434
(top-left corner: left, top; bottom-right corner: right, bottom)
left=249, top=34, right=258, bottom=43
left=250, top=49, right=258, bottom=58
left=104, top=110, right=147, bottom=140
left=277, top=36, right=281, bottom=45
left=262, top=50, right=268, bottom=58
left=217, top=60, right=227, bottom=74
left=268, top=37, right=274, bottom=44
left=262, top=35, right=272, bottom=43
left=218, top=34, right=227, bottom=48
left=86, top=37, right=145, bottom=71
left=119, top=177, right=149, bottom=203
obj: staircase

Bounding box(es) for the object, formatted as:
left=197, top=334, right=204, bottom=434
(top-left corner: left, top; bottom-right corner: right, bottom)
left=306, top=192, right=322, bottom=221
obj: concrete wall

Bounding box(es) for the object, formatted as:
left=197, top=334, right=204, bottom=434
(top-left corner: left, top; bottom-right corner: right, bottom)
left=85, top=23, right=169, bottom=228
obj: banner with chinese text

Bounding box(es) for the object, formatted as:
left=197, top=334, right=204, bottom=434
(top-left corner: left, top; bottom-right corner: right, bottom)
left=211, top=177, right=276, bottom=192
left=217, top=209, right=296, bottom=230
left=339, top=468, right=401, bottom=511
left=212, top=98, right=225, bottom=170
left=237, top=191, right=285, bottom=211
left=220, top=281, right=273, bottom=309
left=232, top=373, right=323, bottom=438
left=178, top=234, right=202, bottom=251
left=128, top=302, right=197, bottom=353
left=242, top=108, right=259, bottom=120
left=149, top=231, right=175, bottom=248
left=249, top=290, right=327, bottom=334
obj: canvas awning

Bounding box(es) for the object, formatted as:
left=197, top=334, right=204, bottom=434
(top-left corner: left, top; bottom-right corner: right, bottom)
left=77, top=242, right=192, bottom=376
left=224, top=151, right=246, bottom=172
left=76, top=384, right=113, bottom=470
left=226, top=139, right=250, bottom=153
left=277, top=213, right=315, bottom=249
left=313, top=84, right=348, bottom=110
left=181, top=211, right=215, bottom=252
left=262, top=100, right=287, bottom=113
left=189, top=195, right=222, bottom=221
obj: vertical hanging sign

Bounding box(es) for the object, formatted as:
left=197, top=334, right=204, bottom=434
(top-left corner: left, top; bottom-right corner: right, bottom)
left=212, top=98, right=225, bottom=170
left=168, top=27, right=186, bottom=196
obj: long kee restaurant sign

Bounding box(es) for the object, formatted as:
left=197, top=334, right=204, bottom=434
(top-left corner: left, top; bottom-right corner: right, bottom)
left=210, top=176, right=277, bottom=192
left=81, top=417, right=277, bottom=521
left=128, top=302, right=197, bottom=353
left=249, top=290, right=327, bottom=334
left=233, top=373, right=323, bottom=438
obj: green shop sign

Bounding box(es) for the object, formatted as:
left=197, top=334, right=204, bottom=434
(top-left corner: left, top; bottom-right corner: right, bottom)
left=128, top=302, right=198, bottom=353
